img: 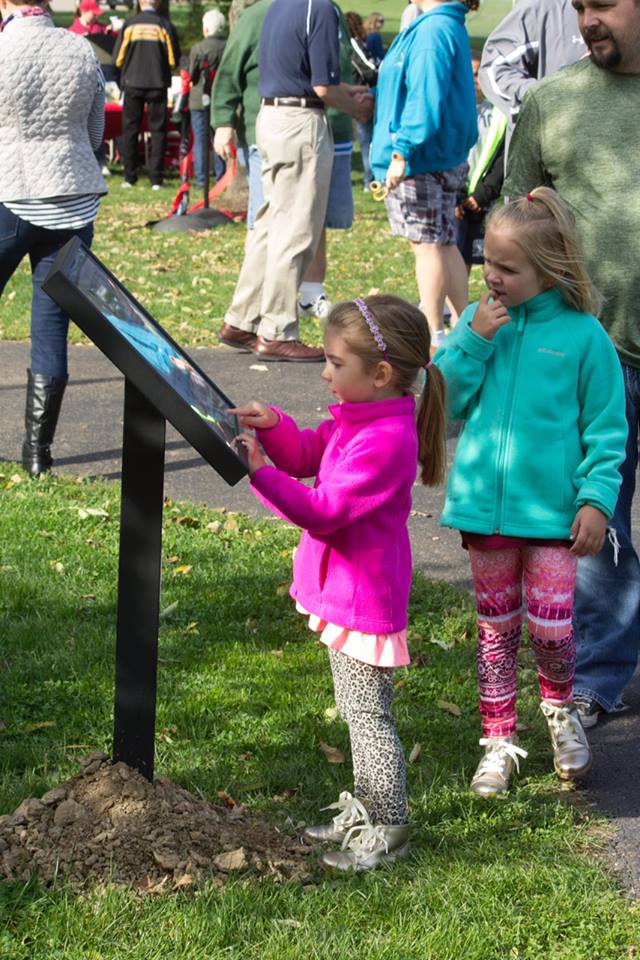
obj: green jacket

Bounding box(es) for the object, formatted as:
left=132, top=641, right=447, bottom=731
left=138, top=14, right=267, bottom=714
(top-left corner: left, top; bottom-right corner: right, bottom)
left=435, top=289, right=627, bottom=538
left=211, top=0, right=352, bottom=147
left=211, top=0, right=268, bottom=147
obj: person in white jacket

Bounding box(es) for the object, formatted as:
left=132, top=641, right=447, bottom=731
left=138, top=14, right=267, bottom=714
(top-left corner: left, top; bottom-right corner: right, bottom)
left=479, top=0, right=586, bottom=130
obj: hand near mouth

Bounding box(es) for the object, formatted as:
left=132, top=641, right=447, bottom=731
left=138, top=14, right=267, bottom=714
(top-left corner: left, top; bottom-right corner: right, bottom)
left=471, top=290, right=512, bottom=341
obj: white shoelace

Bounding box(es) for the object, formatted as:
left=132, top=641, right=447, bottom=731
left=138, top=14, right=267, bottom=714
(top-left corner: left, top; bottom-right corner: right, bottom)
left=322, top=792, right=371, bottom=831
left=540, top=703, right=586, bottom=748
left=477, top=738, right=528, bottom=775
left=607, top=526, right=621, bottom=567
left=340, top=822, right=390, bottom=857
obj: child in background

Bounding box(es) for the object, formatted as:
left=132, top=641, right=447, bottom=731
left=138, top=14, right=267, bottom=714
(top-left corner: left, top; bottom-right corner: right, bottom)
left=436, top=187, right=627, bottom=797
left=232, top=295, right=446, bottom=871
left=364, top=12, right=385, bottom=61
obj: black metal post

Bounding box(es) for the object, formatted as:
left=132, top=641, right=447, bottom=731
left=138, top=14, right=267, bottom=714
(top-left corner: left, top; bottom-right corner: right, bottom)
left=113, top=378, right=166, bottom=780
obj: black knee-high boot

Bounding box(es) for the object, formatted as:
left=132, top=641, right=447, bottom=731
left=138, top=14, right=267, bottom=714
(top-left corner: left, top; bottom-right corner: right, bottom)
left=21, top=369, right=68, bottom=477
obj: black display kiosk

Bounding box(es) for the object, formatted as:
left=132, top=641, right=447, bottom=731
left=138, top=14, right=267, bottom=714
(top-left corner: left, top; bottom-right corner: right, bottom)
left=43, top=237, right=248, bottom=781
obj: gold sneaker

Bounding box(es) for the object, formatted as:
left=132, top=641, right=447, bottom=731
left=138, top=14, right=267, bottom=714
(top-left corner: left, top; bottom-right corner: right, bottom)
left=540, top=701, right=592, bottom=779
left=303, top=791, right=370, bottom=844
left=470, top=736, right=528, bottom=798
left=320, top=822, right=410, bottom=872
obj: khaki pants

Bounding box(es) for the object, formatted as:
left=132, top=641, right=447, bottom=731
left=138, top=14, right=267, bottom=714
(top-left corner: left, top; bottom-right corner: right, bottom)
left=224, top=105, right=333, bottom=341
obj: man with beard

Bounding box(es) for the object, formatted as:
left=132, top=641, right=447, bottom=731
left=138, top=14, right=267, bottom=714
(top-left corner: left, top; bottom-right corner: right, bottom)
left=505, top=0, right=640, bottom=728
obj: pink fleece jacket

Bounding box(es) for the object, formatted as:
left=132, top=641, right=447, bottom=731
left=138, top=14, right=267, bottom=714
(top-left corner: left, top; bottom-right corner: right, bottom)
left=250, top=395, right=418, bottom=633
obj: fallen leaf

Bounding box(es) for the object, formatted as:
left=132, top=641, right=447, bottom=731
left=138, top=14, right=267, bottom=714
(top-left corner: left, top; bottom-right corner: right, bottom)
left=166, top=555, right=180, bottom=564
left=275, top=583, right=289, bottom=597
left=324, top=706, right=339, bottom=721
left=436, top=700, right=462, bottom=717
left=408, top=742, right=422, bottom=763
left=515, top=722, right=530, bottom=733
left=10, top=473, right=22, bottom=484
left=84, top=507, right=109, bottom=518
left=185, top=621, right=199, bottom=634
left=173, top=873, right=195, bottom=889
left=273, top=919, right=302, bottom=929
left=51, top=561, right=65, bottom=574
left=238, top=752, right=253, bottom=761
left=175, top=515, right=200, bottom=528
left=172, top=565, right=192, bottom=577
left=24, top=721, right=55, bottom=733
left=458, top=630, right=468, bottom=643
left=319, top=741, right=345, bottom=764
left=207, top=520, right=222, bottom=533
left=217, top=789, right=237, bottom=808
left=224, top=516, right=239, bottom=531
left=271, top=649, right=284, bottom=658
left=249, top=364, right=269, bottom=372
left=36, top=529, right=53, bottom=538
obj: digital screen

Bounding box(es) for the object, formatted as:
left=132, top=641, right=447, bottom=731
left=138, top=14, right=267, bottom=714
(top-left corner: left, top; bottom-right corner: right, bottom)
left=67, top=247, right=240, bottom=451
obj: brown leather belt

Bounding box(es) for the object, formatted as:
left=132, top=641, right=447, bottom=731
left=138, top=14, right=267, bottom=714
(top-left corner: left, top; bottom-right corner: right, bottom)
left=261, top=96, right=325, bottom=109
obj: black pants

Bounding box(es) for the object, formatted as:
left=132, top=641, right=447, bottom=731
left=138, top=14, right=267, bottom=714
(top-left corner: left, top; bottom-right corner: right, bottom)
left=122, top=86, right=167, bottom=185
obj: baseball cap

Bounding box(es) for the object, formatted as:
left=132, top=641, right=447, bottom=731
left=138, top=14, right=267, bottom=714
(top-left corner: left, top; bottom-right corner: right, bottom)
left=79, top=0, right=105, bottom=13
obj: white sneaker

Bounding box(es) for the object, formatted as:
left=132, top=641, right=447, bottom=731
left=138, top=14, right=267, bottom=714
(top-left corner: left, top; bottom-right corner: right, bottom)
left=151, top=184, right=162, bottom=192
left=298, top=294, right=332, bottom=320
left=121, top=181, right=134, bottom=189
left=470, top=737, right=528, bottom=798
left=101, top=165, right=111, bottom=177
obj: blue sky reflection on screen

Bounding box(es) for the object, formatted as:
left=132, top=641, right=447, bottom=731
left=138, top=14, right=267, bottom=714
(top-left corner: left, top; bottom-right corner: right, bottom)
left=69, top=249, right=239, bottom=449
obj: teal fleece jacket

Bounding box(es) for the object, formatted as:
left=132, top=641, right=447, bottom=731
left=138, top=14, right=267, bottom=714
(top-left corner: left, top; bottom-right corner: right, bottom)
left=435, top=289, right=627, bottom=538
left=370, top=1, right=477, bottom=180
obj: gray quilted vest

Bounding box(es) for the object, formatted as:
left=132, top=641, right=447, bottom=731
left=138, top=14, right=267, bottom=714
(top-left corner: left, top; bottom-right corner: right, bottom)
left=0, top=17, right=106, bottom=201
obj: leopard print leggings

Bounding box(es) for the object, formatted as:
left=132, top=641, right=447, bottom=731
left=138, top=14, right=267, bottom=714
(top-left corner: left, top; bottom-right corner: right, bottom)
left=329, top=648, right=408, bottom=825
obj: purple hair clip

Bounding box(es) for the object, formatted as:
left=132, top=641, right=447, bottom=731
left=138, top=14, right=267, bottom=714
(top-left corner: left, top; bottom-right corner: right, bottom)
left=354, top=298, right=388, bottom=358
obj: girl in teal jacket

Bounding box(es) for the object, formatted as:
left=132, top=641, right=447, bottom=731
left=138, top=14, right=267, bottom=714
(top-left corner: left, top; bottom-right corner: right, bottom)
left=435, top=187, right=627, bottom=798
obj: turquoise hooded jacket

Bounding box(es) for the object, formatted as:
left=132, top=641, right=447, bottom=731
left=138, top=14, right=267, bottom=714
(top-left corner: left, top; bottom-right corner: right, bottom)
left=370, top=1, right=477, bottom=181
left=435, top=289, right=627, bottom=538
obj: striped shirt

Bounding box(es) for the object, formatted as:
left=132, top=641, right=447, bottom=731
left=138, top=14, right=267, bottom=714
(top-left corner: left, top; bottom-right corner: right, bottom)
left=4, top=67, right=105, bottom=230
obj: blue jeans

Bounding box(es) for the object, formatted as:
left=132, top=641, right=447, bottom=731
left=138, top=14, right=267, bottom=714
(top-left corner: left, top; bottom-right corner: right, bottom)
left=191, top=109, right=225, bottom=187
left=0, top=204, right=94, bottom=378
left=574, top=362, right=640, bottom=711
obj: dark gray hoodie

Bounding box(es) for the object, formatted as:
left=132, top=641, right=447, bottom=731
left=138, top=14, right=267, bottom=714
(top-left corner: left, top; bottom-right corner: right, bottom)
left=479, top=0, right=586, bottom=129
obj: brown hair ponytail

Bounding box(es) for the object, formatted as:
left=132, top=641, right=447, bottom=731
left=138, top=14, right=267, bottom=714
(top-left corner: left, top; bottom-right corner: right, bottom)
left=417, top=363, right=446, bottom=486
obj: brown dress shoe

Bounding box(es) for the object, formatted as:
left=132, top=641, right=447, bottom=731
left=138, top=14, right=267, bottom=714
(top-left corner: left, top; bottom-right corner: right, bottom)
left=219, top=323, right=258, bottom=352
left=254, top=336, right=324, bottom=362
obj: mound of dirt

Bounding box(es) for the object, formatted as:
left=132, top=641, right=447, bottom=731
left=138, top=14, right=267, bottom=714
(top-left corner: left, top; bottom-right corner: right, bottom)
left=0, top=753, right=312, bottom=892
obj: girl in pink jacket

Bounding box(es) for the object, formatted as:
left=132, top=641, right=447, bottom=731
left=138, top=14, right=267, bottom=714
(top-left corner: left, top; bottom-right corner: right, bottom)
left=232, top=294, right=446, bottom=872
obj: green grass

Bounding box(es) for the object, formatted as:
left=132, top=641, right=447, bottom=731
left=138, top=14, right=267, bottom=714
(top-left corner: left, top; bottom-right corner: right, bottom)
left=1, top=473, right=639, bottom=959
left=0, top=178, right=487, bottom=349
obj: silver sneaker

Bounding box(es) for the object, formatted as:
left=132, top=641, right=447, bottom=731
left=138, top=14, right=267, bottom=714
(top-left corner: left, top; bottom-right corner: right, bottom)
left=303, top=791, right=370, bottom=844
left=540, top=700, right=592, bottom=779
left=320, top=822, right=410, bottom=872
left=470, top=737, right=528, bottom=798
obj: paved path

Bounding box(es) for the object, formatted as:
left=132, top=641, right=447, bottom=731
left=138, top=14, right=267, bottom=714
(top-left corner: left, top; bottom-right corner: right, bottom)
left=2, top=339, right=639, bottom=895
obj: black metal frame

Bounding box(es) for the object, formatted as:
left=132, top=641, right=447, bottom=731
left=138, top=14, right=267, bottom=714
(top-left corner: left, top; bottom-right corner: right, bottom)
left=42, top=238, right=248, bottom=780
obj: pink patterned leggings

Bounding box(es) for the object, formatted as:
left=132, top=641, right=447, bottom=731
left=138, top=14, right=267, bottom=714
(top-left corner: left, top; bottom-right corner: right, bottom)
left=468, top=545, right=578, bottom=738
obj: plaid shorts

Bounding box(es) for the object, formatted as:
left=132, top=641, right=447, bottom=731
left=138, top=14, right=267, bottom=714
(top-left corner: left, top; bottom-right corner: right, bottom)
left=385, top=163, right=468, bottom=244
